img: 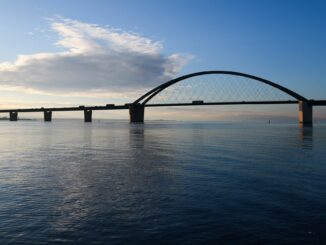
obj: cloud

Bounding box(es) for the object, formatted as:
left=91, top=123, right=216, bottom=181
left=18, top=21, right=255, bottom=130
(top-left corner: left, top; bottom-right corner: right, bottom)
left=0, top=17, right=191, bottom=99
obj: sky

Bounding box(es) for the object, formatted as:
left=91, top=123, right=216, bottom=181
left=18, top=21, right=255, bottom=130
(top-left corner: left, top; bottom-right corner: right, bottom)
left=0, top=0, right=325, bottom=120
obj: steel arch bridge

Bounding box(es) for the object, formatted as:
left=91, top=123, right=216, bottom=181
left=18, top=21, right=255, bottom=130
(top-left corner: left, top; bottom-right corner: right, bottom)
left=134, top=71, right=307, bottom=105
left=129, top=71, right=324, bottom=125
left=0, top=70, right=325, bottom=126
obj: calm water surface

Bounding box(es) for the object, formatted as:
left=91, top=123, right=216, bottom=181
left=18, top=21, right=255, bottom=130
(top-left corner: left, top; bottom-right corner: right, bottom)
left=0, top=120, right=325, bottom=244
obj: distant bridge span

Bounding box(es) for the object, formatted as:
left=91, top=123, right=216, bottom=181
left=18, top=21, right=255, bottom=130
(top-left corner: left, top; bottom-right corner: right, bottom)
left=0, top=70, right=325, bottom=126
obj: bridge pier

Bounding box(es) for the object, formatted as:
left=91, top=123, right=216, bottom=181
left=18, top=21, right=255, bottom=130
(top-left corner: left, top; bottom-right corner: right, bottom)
left=84, top=109, right=92, bottom=122
left=129, top=104, right=144, bottom=123
left=44, top=111, right=52, bottom=122
left=299, top=101, right=313, bottom=126
left=9, top=111, right=18, bottom=121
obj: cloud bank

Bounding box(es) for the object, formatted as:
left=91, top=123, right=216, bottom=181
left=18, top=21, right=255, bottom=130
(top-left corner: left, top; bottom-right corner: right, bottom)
left=0, top=17, right=190, bottom=98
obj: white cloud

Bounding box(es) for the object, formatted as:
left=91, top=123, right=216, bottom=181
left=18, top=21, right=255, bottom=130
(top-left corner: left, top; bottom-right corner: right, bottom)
left=0, top=17, right=191, bottom=100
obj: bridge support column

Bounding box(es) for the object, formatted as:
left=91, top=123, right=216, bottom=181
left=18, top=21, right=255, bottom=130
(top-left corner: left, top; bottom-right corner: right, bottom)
left=129, top=104, right=144, bottom=123
left=84, top=109, right=92, bottom=122
left=44, top=111, right=52, bottom=122
left=299, top=101, right=313, bottom=126
left=9, top=111, right=18, bottom=121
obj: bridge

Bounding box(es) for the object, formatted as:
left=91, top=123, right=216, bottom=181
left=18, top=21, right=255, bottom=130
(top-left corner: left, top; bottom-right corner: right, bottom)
left=1, top=71, right=325, bottom=126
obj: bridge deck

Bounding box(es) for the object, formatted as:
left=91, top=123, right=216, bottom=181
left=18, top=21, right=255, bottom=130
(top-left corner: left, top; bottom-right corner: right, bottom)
left=0, top=100, right=325, bottom=113
left=145, top=100, right=299, bottom=107
left=312, top=100, right=326, bottom=106
left=0, top=105, right=128, bottom=113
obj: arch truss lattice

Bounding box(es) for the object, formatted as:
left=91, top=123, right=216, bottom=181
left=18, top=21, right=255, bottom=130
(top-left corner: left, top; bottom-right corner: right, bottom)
left=134, top=71, right=307, bottom=105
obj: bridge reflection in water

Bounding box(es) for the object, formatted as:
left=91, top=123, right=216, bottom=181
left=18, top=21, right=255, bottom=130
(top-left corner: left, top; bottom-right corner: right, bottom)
left=1, top=71, right=325, bottom=126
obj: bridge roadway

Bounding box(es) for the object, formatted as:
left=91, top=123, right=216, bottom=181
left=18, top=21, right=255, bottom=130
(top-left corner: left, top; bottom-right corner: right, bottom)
left=0, top=100, right=302, bottom=114
left=0, top=100, right=325, bottom=122
left=1, top=100, right=326, bottom=113
left=0, top=104, right=128, bottom=113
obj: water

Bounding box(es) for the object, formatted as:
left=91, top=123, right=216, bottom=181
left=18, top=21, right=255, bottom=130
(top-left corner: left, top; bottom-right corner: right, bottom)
left=0, top=120, right=325, bottom=244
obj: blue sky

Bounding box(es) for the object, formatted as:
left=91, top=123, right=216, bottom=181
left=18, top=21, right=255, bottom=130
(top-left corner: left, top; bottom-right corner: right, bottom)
left=0, top=0, right=325, bottom=120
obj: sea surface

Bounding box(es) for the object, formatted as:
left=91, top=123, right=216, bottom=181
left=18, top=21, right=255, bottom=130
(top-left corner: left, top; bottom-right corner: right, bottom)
left=0, top=120, right=325, bottom=244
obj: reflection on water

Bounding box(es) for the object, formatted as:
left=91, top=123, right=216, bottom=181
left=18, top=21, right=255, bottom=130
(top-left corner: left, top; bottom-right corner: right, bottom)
left=0, top=121, right=325, bottom=244
left=300, top=126, right=313, bottom=149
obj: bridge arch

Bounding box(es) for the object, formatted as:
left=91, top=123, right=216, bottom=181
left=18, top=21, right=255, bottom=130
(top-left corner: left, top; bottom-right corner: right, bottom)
left=130, top=70, right=312, bottom=125
left=134, top=71, right=307, bottom=105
